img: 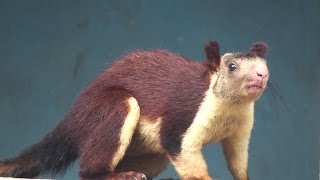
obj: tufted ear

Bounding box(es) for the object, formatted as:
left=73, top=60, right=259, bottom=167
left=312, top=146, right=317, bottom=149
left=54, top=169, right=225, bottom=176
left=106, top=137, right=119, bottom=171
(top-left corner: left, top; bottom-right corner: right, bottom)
left=250, top=42, right=269, bottom=58
left=204, top=41, right=221, bottom=71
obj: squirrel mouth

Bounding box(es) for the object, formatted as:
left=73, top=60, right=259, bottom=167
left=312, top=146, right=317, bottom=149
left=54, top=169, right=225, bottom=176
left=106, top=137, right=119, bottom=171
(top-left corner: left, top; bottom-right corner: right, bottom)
left=246, top=83, right=265, bottom=94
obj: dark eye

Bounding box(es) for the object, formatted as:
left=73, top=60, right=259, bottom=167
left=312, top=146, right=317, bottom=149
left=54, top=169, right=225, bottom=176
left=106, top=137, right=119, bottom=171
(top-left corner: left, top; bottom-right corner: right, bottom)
left=228, top=62, right=238, bottom=72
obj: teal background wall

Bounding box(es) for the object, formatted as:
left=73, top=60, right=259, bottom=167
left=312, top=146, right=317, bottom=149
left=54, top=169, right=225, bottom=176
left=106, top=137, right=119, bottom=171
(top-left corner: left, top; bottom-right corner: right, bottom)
left=0, top=0, right=319, bottom=179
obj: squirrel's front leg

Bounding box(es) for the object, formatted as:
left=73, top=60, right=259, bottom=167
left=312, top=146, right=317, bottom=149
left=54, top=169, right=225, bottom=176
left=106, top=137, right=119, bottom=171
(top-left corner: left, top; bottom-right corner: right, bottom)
left=222, top=117, right=254, bottom=180
left=163, top=121, right=213, bottom=180
left=169, top=149, right=212, bottom=180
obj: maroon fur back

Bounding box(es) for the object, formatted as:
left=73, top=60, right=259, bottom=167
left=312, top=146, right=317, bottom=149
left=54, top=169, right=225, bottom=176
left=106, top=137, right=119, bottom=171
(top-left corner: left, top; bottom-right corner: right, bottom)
left=0, top=49, right=213, bottom=178
left=86, top=50, right=211, bottom=155
left=90, top=50, right=210, bottom=119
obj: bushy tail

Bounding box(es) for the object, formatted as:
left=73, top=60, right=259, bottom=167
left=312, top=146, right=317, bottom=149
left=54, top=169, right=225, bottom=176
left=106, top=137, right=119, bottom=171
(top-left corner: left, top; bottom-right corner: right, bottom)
left=0, top=124, right=78, bottom=178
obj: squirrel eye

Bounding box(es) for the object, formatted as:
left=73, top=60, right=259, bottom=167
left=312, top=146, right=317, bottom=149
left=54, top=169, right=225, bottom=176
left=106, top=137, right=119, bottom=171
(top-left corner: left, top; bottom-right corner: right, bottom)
left=228, top=63, right=237, bottom=72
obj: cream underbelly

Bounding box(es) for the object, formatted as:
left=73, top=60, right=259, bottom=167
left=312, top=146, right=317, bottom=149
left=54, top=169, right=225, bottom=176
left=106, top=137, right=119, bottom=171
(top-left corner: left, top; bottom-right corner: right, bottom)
left=205, top=116, right=243, bottom=144
left=126, top=118, right=165, bottom=156
left=125, top=114, right=244, bottom=157
left=180, top=106, right=254, bottom=151
left=179, top=72, right=254, bottom=149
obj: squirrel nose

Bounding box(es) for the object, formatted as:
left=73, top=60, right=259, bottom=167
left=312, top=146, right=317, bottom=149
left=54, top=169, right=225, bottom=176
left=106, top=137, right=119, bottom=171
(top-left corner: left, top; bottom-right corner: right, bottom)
left=256, top=65, right=269, bottom=78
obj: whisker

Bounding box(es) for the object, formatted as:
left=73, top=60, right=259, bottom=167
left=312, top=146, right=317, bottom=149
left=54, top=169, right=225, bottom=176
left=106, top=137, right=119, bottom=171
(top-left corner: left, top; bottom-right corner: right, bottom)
left=267, top=79, right=289, bottom=113
left=266, top=81, right=279, bottom=115
left=267, top=88, right=274, bottom=107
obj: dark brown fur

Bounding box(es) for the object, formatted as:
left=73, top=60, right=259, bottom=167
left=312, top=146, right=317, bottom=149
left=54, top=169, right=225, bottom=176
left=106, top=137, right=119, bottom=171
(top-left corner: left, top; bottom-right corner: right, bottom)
left=249, top=42, right=269, bottom=58
left=0, top=41, right=268, bottom=180
left=204, top=41, right=221, bottom=71
left=77, top=88, right=133, bottom=179
left=94, top=50, right=212, bottom=156
left=0, top=48, right=215, bottom=179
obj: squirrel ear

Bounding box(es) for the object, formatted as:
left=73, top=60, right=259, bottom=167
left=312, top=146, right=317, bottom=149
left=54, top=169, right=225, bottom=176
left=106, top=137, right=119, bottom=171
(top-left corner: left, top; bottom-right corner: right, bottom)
left=250, top=42, right=269, bottom=58
left=204, top=41, right=221, bottom=71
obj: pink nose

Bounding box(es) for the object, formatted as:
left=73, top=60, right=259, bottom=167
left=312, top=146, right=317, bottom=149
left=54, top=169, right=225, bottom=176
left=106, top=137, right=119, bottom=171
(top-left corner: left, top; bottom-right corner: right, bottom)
left=256, top=65, right=269, bottom=78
